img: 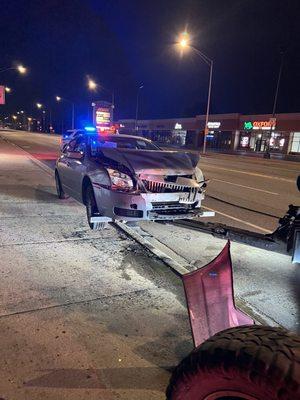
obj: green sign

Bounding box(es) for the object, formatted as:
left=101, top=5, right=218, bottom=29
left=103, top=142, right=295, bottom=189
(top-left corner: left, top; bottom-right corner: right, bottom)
left=244, top=121, right=253, bottom=130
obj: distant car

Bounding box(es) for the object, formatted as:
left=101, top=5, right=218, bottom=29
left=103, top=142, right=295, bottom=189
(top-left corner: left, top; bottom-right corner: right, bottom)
left=55, top=133, right=208, bottom=229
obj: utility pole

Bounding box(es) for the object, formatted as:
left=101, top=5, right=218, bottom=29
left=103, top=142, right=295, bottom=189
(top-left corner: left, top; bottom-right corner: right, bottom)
left=264, top=48, right=285, bottom=158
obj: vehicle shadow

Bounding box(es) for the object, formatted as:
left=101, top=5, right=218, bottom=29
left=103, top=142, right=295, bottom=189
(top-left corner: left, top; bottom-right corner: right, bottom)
left=0, top=184, right=58, bottom=202
left=24, top=366, right=170, bottom=390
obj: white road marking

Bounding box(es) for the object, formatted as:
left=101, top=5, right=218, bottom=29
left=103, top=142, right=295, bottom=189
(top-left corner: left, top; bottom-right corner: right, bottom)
left=211, top=178, right=279, bottom=195
left=201, top=165, right=294, bottom=182
left=202, top=206, right=273, bottom=233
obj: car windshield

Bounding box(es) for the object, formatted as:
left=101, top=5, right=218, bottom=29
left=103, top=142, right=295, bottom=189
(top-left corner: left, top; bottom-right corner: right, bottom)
left=90, top=136, right=160, bottom=153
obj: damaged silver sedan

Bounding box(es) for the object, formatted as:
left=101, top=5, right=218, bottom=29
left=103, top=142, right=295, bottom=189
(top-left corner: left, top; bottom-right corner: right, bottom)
left=55, top=133, right=210, bottom=229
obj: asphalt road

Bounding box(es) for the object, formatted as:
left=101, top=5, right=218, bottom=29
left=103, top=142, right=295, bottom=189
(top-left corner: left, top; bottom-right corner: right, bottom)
left=2, top=129, right=299, bottom=233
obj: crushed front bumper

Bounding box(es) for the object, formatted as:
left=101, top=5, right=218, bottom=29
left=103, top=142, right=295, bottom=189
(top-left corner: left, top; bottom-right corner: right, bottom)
left=94, top=187, right=207, bottom=222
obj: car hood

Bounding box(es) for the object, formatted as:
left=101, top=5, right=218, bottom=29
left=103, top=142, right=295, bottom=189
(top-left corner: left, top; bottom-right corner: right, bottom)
left=100, top=148, right=198, bottom=175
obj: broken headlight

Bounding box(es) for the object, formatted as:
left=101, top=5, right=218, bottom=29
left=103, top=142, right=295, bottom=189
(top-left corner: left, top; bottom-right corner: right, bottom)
left=194, top=167, right=207, bottom=188
left=107, top=169, right=134, bottom=191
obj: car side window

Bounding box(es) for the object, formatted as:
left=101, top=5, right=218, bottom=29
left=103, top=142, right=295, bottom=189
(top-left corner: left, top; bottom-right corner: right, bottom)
left=73, top=137, right=86, bottom=153
left=66, top=138, right=77, bottom=152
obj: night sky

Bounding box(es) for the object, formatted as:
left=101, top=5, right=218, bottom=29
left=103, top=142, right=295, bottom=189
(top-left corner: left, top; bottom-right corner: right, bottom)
left=0, top=0, right=300, bottom=127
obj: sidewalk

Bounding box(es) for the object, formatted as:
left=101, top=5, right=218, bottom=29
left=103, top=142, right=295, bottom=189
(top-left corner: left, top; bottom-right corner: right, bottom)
left=0, top=137, right=191, bottom=400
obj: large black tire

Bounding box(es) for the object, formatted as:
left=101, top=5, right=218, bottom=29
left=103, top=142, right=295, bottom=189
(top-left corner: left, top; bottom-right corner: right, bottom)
left=55, top=170, right=68, bottom=199
left=167, top=325, right=300, bottom=400
left=85, top=184, right=106, bottom=231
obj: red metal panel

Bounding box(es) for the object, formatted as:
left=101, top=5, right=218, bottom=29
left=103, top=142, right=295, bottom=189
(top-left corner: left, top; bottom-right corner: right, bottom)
left=0, top=86, right=5, bottom=105
left=182, top=241, right=254, bottom=347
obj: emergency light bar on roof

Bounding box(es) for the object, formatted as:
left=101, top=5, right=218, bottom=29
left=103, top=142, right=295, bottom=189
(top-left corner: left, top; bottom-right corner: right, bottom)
left=84, top=126, right=96, bottom=132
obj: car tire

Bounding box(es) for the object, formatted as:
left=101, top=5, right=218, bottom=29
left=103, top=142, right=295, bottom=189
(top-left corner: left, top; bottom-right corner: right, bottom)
left=166, top=325, right=300, bottom=400
left=85, top=184, right=106, bottom=231
left=55, top=171, right=68, bottom=199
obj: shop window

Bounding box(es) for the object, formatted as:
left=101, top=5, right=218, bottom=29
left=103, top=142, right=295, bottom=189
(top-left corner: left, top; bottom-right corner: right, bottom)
left=291, top=132, right=300, bottom=153
left=240, top=136, right=249, bottom=148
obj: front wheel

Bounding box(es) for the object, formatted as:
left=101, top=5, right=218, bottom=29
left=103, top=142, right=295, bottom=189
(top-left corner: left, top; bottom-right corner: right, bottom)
left=85, top=185, right=106, bottom=231
left=55, top=171, right=68, bottom=199
left=167, top=325, right=300, bottom=400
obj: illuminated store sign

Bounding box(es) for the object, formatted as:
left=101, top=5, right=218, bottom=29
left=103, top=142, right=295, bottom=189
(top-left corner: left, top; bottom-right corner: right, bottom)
left=174, top=123, right=182, bottom=130
left=244, top=118, right=276, bottom=130
left=207, top=121, right=221, bottom=129
left=93, top=101, right=113, bottom=132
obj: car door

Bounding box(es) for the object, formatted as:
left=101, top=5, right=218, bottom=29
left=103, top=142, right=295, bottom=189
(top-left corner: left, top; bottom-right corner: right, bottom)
left=57, top=138, right=77, bottom=196
left=63, top=136, right=87, bottom=202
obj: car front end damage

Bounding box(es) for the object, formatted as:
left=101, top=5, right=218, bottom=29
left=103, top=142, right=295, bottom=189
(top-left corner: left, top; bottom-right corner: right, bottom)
left=92, top=169, right=209, bottom=222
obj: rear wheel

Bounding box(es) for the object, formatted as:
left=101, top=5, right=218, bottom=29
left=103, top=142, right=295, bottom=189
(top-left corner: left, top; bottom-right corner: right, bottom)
left=85, top=184, right=106, bottom=231
left=166, top=325, right=300, bottom=400
left=55, top=171, right=68, bottom=199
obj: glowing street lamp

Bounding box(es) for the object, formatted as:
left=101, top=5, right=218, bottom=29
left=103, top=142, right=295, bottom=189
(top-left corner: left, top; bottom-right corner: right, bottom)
left=178, top=31, right=190, bottom=48
left=36, top=102, right=43, bottom=109
left=0, top=64, right=27, bottom=75
left=5, top=87, right=11, bottom=93
left=56, top=96, right=61, bottom=102
left=12, top=115, right=17, bottom=120
left=177, top=31, right=213, bottom=154
left=87, top=78, right=97, bottom=91
left=17, top=65, right=27, bottom=74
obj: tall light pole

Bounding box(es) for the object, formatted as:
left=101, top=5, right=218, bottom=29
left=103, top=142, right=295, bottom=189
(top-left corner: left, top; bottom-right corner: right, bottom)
left=36, top=103, right=45, bottom=131
left=0, top=65, right=27, bottom=75
left=264, top=49, right=285, bottom=158
left=56, top=96, right=75, bottom=129
left=178, top=32, right=213, bottom=154
left=135, top=84, right=144, bottom=131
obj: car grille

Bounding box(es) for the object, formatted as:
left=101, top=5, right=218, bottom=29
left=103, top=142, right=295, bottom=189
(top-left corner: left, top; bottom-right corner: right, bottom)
left=151, top=202, right=188, bottom=210
left=114, top=207, right=143, bottom=218
left=142, top=179, right=197, bottom=193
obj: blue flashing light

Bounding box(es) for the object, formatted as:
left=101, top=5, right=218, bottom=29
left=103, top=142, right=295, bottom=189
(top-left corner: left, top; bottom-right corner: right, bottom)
left=84, top=126, right=96, bottom=132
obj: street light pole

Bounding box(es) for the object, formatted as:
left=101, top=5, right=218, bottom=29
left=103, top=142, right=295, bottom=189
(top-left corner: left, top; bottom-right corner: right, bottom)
left=189, top=47, right=213, bottom=154
left=178, top=34, right=213, bottom=154
left=56, top=96, right=75, bottom=130
left=203, top=59, right=213, bottom=154
left=135, top=85, right=144, bottom=131
left=264, top=49, right=285, bottom=158
left=0, top=65, right=27, bottom=75
left=71, top=103, right=75, bottom=130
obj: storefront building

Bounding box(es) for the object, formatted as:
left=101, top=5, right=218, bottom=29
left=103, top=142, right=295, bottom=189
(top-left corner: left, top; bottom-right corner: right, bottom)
left=118, top=112, right=300, bottom=156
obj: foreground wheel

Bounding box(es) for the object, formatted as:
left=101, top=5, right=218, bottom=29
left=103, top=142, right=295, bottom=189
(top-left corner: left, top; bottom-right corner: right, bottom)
left=55, top=171, right=68, bottom=199
left=85, top=185, right=106, bottom=231
left=167, top=325, right=300, bottom=400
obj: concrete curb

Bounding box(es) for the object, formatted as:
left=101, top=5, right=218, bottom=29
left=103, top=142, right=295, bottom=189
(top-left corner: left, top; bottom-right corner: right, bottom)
left=114, top=221, right=190, bottom=276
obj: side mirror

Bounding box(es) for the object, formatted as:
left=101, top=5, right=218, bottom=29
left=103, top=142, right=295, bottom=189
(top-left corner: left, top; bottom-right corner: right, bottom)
left=67, top=151, right=84, bottom=160
left=297, top=176, right=300, bottom=192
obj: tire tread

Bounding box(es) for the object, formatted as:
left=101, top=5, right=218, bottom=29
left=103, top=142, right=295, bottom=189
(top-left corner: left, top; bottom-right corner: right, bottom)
left=166, top=325, right=300, bottom=400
